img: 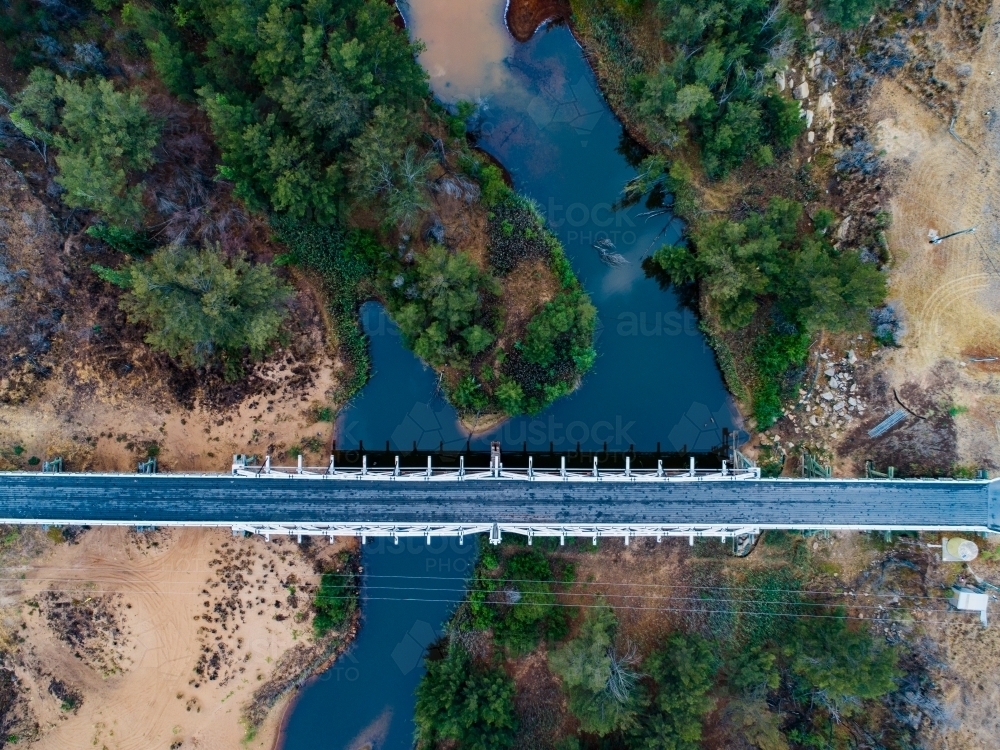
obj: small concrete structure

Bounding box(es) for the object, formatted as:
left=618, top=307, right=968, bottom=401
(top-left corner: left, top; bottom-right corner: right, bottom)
left=942, top=537, right=979, bottom=561
left=951, top=586, right=989, bottom=626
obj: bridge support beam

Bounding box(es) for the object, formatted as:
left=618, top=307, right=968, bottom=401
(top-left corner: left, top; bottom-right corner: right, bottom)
left=227, top=522, right=764, bottom=545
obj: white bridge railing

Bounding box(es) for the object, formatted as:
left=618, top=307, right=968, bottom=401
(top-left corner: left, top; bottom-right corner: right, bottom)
left=231, top=453, right=761, bottom=482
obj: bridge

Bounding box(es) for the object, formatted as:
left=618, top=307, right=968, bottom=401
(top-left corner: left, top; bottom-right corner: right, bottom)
left=0, top=453, right=996, bottom=545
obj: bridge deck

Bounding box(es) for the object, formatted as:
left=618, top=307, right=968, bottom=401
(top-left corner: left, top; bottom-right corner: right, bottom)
left=0, top=474, right=995, bottom=532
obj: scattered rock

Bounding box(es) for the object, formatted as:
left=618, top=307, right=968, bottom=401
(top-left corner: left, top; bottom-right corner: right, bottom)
left=816, top=92, right=835, bottom=122
left=836, top=215, right=852, bottom=241
left=424, top=218, right=446, bottom=245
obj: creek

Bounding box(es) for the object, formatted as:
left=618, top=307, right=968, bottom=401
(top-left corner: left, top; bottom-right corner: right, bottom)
left=282, top=2, right=737, bottom=746
left=335, top=0, right=738, bottom=457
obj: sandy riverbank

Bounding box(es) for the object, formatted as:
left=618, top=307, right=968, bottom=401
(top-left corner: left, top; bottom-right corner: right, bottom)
left=0, top=526, right=355, bottom=750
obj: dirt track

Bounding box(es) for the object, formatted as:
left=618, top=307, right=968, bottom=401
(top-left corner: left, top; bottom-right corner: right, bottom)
left=870, top=2, right=1000, bottom=472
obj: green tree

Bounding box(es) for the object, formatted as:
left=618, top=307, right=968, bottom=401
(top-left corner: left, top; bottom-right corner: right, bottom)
left=764, top=94, right=807, bottom=149
left=717, top=646, right=787, bottom=750
left=391, top=244, right=498, bottom=367
left=520, top=291, right=597, bottom=371
left=8, top=68, right=58, bottom=143
left=142, top=0, right=430, bottom=223
left=549, top=605, right=642, bottom=736
left=312, top=571, right=356, bottom=636
left=787, top=611, right=901, bottom=718
left=12, top=71, right=161, bottom=224
left=494, top=379, right=525, bottom=415
left=414, top=645, right=517, bottom=750
left=347, top=107, right=432, bottom=228
left=626, top=0, right=801, bottom=176
left=630, top=633, right=717, bottom=750
left=93, top=245, right=291, bottom=376
left=492, top=551, right=564, bottom=653
left=122, top=2, right=199, bottom=98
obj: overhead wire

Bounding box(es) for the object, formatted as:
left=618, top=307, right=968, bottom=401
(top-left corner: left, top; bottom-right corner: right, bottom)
left=5, top=580, right=955, bottom=612
left=10, top=586, right=967, bottom=624
left=0, top=568, right=957, bottom=601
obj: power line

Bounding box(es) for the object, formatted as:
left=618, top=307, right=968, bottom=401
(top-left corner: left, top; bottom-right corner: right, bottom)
left=11, top=581, right=953, bottom=612
left=0, top=569, right=955, bottom=601
left=14, top=588, right=966, bottom=624
left=291, top=571, right=954, bottom=602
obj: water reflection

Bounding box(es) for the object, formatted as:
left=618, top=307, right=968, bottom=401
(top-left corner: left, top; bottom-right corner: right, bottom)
left=337, top=0, right=741, bottom=455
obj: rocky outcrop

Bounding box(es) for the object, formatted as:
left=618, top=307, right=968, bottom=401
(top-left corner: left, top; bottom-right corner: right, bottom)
left=505, top=0, right=570, bottom=43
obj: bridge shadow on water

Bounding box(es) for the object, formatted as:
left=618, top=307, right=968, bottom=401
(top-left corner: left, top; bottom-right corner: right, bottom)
left=329, top=443, right=729, bottom=471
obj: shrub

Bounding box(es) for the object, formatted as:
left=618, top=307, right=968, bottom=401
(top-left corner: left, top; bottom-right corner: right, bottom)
left=86, top=223, right=154, bottom=256
left=93, top=245, right=292, bottom=378
left=822, top=0, right=892, bottom=28
left=312, top=571, right=357, bottom=636
left=477, top=164, right=510, bottom=207
left=751, top=330, right=810, bottom=428
left=271, top=219, right=380, bottom=397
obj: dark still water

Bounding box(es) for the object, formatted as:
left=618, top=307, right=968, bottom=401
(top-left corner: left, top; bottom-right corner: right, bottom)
left=336, top=8, right=739, bottom=456
left=280, top=539, right=476, bottom=750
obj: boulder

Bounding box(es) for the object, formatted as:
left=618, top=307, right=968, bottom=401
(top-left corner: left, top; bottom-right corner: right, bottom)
left=424, top=218, right=446, bottom=245
left=793, top=80, right=810, bottom=100
left=816, top=92, right=835, bottom=122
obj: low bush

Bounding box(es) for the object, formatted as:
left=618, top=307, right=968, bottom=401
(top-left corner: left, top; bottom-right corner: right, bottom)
left=312, top=570, right=357, bottom=636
